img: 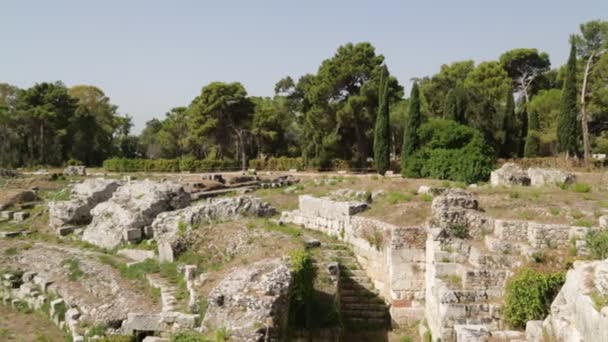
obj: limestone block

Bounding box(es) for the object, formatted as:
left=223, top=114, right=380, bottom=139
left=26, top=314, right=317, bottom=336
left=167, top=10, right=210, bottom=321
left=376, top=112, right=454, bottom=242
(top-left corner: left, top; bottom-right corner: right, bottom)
left=525, top=320, right=544, bottom=342
left=0, top=210, right=14, bottom=220
left=117, top=249, right=155, bottom=262
left=122, top=313, right=163, bottom=333
left=13, top=211, right=29, bottom=221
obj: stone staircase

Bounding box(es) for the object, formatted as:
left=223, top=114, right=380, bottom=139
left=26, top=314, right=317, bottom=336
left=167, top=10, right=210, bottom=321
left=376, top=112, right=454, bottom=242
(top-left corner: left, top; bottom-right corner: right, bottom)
left=326, top=245, right=390, bottom=330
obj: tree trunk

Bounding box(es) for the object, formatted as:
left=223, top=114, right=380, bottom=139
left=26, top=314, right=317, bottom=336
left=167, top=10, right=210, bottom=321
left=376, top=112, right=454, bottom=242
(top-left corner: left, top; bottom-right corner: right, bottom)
left=581, top=53, right=595, bottom=167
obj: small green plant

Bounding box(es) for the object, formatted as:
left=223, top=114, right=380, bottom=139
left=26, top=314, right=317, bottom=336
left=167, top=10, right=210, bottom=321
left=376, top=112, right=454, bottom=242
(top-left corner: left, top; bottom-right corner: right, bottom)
left=557, top=181, right=570, bottom=190
left=420, top=194, right=433, bottom=202
left=441, top=274, right=462, bottom=287
left=62, top=258, right=85, bottom=281
left=449, top=224, right=469, bottom=239
left=177, top=220, right=188, bottom=234
left=370, top=174, right=379, bottom=180
left=586, top=230, right=608, bottom=259
left=214, top=327, right=229, bottom=341
left=4, top=247, right=18, bottom=256
left=549, top=207, right=561, bottom=216
left=519, top=210, right=537, bottom=220
left=590, top=291, right=608, bottom=311
left=509, top=191, right=520, bottom=199
left=571, top=209, right=584, bottom=219
left=400, top=337, right=414, bottom=342
left=572, top=183, right=592, bottom=193
left=170, top=332, right=211, bottom=342
left=573, top=219, right=593, bottom=228
left=531, top=251, right=546, bottom=263
left=361, top=227, right=385, bottom=250
left=503, top=268, right=565, bottom=329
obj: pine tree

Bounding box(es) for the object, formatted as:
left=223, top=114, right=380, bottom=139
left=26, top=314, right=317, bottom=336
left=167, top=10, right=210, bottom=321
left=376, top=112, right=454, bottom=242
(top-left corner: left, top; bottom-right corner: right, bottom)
left=557, top=42, right=579, bottom=157
left=501, top=88, right=518, bottom=157
left=373, top=66, right=391, bottom=175
left=401, top=82, right=422, bottom=176
left=524, top=109, right=541, bottom=157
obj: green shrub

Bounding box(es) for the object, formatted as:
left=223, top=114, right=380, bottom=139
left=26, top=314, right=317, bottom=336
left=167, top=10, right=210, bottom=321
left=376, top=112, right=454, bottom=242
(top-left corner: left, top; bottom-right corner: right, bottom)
left=403, top=120, right=494, bottom=183
left=586, top=230, right=608, bottom=259
left=572, top=183, right=592, bottom=193
left=503, top=268, right=565, bottom=329
left=450, top=224, right=469, bottom=239
left=386, top=191, right=412, bottom=204
left=170, top=332, right=211, bottom=342
left=102, top=158, right=238, bottom=173
left=288, top=250, right=316, bottom=329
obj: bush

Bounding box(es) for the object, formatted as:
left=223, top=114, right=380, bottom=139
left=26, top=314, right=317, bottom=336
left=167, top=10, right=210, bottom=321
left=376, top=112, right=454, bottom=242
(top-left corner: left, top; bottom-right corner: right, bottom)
left=586, top=230, right=608, bottom=259
left=288, top=250, right=316, bottom=329
left=503, top=268, right=565, bottom=329
left=103, top=158, right=238, bottom=173
left=170, top=333, right=211, bottom=342
left=403, top=120, right=494, bottom=184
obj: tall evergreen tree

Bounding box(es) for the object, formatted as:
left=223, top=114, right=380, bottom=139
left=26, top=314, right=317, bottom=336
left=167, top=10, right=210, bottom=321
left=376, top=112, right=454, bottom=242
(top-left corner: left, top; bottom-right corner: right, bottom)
left=443, top=82, right=467, bottom=123
left=557, top=42, right=579, bottom=157
left=524, top=109, right=541, bottom=157
left=401, top=82, right=422, bottom=175
left=373, top=66, right=391, bottom=175
left=501, top=88, right=518, bottom=157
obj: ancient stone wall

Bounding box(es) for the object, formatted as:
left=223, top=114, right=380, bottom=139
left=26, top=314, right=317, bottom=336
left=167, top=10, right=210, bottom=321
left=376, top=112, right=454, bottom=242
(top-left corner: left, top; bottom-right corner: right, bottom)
left=281, top=195, right=426, bottom=324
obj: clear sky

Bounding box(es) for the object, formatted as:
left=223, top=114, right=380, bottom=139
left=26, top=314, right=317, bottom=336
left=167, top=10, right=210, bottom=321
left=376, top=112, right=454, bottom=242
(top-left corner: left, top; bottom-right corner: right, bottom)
left=2, top=0, right=606, bottom=132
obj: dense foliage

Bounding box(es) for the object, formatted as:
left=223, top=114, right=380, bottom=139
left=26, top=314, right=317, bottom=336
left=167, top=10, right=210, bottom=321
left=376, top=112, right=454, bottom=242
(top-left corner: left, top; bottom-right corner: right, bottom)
left=503, top=268, right=565, bottom=329
left=1, top=20, right=607, bottom=175
left=403, top=120, right=494, bottom=183
left=586, top=230, right=608, bottom=259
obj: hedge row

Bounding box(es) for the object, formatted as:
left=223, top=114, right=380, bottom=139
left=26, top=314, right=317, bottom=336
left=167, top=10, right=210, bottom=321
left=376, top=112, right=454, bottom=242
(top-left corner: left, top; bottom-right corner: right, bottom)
left=102, top=158, right=239, bottom=172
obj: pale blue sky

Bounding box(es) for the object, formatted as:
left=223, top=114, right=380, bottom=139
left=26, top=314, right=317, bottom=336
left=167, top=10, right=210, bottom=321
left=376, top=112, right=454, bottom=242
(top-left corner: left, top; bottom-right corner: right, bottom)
left=1, top=1, right=606, bottom=132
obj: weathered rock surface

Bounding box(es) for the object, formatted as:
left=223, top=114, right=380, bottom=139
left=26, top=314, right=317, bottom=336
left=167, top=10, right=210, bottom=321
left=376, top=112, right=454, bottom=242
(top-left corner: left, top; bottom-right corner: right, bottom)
left=542, top=259, right=608, bottom=342
left=527, top=167, right=575, bottom=187
left=328, top=189, right=372, bottom=203
left=49, top=178, right=120, bottom=228
left=82, top=180, right=190, bottom=249
left=0, top=189, right=37, bottom=210
left=490, top=163, right=530, bottom=187
left=152, top=196, right=276, bottom=261
left=201, top=258, right=292, bottom=342
left=63, top=165, right=86, bottom=176
left=490, top=163, right=575, bottom=187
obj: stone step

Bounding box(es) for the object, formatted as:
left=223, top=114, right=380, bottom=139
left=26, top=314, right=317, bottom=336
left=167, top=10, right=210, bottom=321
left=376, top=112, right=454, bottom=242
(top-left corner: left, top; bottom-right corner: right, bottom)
left=341, top=302, right=387, bottom=311
left=342, top=317, right=388, bottom=328
left=340, top=295, right=385, bottom=305
left=339, top=280, right=374, bottom=290
left=339, top=288, right=380, bottom=297
left=341, top=309, right=388, bottom=319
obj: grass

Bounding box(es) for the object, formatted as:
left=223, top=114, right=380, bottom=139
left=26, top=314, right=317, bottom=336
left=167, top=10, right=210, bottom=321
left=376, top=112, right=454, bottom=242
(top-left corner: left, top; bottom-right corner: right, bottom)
left=420, top=194, right=433, bottom=202
left=248, top=219, right=301, bottom=238
left=572, top=183, right=592, bottom=193
left=386, top=191, right=412, bottom=204
left=440, top=274, right=462, bottom=288
left=549, top=207, right=561, bottom=216
left=573, top=219, right=593, bottom=228
left=361, top=227, right=385, bottom=251
left=4, top=247, right=18, bottom=256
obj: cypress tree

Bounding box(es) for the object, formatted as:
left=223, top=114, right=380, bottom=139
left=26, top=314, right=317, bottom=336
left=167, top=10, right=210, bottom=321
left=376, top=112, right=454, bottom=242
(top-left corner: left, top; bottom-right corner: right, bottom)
left=443, top=82, right=467, bottom=124
left=501, top=88, right=518, bottom=157
left=524, top=109, right=541, bottom=157
left=401, top=82, right=422, bottom=176
left=557, top=42, right=579, bottom=157
left=444, top=89, right=457, bottom=121
left=373, top=66, right=391, bottom=175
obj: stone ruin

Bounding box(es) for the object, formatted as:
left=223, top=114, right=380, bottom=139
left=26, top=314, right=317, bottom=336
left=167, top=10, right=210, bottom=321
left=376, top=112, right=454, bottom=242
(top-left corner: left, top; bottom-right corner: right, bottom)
left=63, top=165, right=87, bottom=176
left=201, top=258, right=292, bottom=341
left=82, top=179, right=191, bottom=249
left=491, top=162, right=576, bottom=187
left=0, top=168, right=19, bottom=177
left=152, top=196, right=277, bottom=262
left=48, top=178, right=121, bottom=229
left=282, top=188, right=604, bottom=341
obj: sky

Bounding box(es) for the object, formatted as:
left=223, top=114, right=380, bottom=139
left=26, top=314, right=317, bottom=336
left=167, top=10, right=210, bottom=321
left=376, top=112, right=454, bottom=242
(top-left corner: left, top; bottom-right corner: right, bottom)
left=1, top=0, right=607, bottom=133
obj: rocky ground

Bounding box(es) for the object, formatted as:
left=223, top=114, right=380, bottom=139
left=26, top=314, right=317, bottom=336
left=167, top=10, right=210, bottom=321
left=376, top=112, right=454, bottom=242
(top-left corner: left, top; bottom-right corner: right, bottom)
left=0, top=165, right=607, bottom=341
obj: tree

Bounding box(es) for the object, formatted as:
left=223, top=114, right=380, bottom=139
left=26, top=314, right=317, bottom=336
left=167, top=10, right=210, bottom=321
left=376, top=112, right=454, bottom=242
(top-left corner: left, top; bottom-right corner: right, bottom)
left=528, top=89, right=562, bottom=154
left=443, top=82, right=467, bottom=123
left=373, top=66, right=391, bottom=175
left=499, top=48, right=551, bottom=103
left=419, top=61, right=475, bottom=117
left=572, top=20, right=608, bottom=165
left=401, top=82, right=422, bottom=176
left=188, top=82, right=254, bottom=168
left=524, top=110, right=541, bottom=157
left=501, top=88, right=519, bottom=157
left=464, top=61, right=512, bottom=153
left=557, top=43, right=580, bottom=157
left=298, top=42, right=402, bottom=168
